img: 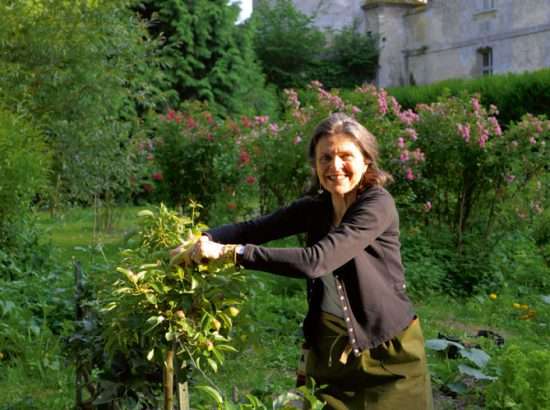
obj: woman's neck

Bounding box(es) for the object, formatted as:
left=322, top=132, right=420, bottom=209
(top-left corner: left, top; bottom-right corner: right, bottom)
left=331, top=190, right=358, bottom=225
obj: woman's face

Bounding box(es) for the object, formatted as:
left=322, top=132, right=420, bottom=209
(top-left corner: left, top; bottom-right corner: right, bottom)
left=315, top=133, right=368, bottom=197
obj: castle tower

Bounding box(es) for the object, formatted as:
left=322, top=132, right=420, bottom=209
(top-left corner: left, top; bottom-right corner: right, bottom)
left=362, top=0, right=428, bottom=87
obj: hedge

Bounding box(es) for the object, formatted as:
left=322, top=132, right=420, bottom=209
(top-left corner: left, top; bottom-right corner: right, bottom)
left=388, top=68, right=550, bottom=127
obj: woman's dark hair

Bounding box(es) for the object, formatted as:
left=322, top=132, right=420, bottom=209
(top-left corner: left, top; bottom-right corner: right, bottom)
left=307, top=113, right=393, bottom=193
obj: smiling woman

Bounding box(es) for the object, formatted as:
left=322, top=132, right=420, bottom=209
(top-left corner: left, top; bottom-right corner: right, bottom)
left=173, top=113, right=434, bottom=409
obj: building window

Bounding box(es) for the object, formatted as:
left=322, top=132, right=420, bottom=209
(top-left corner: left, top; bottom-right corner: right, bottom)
left=478, top=47, right=493, bottom=75
left=482, top=0, right=495, bottom=10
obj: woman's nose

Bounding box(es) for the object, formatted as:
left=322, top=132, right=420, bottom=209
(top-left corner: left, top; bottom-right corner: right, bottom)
left=330, top=156, right=344, bottom=169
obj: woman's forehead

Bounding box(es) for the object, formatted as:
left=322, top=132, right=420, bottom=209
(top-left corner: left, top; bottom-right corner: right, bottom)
left=316, top=133, right=361, bottom=152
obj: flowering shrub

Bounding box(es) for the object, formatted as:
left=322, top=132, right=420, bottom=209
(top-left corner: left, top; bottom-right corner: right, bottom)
left=147, top=84, right=547, bottom=295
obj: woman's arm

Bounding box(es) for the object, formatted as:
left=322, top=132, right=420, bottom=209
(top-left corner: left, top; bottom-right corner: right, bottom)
left=205, top=196, right=317, bottom=245
left=238, top=188, right=396, bottom=279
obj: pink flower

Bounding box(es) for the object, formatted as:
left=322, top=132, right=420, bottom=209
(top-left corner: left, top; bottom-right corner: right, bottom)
left=390, top=97, right=401, bottom=115
left=489, top=116, right=502, bottom=136
left=397, top=137, right=406, bottom=149
left=457, top=123, right=471, bottom=142
left=412, top=148, right=425, bottom=162
left=405, top=128, right=418, bottom=141
left=293, top=135, right=303, bottom=145
left=310, top=80, right=324, bottom=90
left=284, top=89, right=300, bottom=109
left=246, top=175, right=256, bottom=185
left=471, top=97, right=481, bottom=114
left=351, top=106, right=361, bottom=114
left=423, top=201, right=432, bottom=212
left=239, top=149, right=250, bottom=165
left=378, top=89, right=388, bottom=115
left=478, top=129, right=489, bottom=148
left=529, top=137, right=537, bottom=145
left=405, top=168, right=416, bottom=181
left=505, top=175, right=516, bottom=183
left=166, top=109, right=176, bottom=121
left=186, top=116, right=197, bottom=129
left=152, top=172, right=163, bottom=181
left=269, top=123, right=279, bottom=134
left=400, top=151, right=409, bottom=162
left=254, top=115, right=269, bottom=126
left=398, top=109, right=419, bottom=126
left=489, top=104, right=499, bottom=115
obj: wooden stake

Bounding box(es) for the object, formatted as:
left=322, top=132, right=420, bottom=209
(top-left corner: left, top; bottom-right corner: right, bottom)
left=164, top=348, right=175, bottom=410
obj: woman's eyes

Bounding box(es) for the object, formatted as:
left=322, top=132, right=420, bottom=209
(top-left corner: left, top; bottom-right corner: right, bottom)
left=320, top=153, right=355, bottom=162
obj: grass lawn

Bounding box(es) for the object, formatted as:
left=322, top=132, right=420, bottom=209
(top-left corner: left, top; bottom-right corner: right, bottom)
left=1, top=205, right=548, bottom=409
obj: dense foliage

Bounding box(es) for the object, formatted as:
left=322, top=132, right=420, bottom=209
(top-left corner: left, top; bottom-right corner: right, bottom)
left=0, top=109, right=50, bottom=247
left=251, top=0, right=379, bottom=90
left=0, top=0, right=166, bottom=206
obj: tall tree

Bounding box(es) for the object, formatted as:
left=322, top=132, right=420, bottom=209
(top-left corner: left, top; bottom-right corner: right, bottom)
left=137, top=0, right=277, bottom=116
left=251, top=0, right=326, bottom=90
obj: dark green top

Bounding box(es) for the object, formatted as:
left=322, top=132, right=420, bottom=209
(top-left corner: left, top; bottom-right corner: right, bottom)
left=207, top=186, right=415, bottom=353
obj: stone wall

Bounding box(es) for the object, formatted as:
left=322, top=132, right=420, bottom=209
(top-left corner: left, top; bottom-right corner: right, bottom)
left=255, top=0, right=550, bottom=87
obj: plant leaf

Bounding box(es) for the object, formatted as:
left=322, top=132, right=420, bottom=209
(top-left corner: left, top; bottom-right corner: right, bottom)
left=425, top=338, right=463, bottom=351
left=195, top=385, right=224, bottom=405
left=458, top=364, right=497, bottom=380
left=460, top=348, right=490, bottom=368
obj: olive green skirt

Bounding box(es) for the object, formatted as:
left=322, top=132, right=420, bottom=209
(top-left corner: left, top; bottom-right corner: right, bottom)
left=302, top=313, right=433, bottom=410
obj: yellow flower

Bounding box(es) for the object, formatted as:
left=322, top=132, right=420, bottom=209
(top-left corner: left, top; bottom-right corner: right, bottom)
left=512, top=303, right=521, bottom=309
left=489, top=293, right=497, bottom=300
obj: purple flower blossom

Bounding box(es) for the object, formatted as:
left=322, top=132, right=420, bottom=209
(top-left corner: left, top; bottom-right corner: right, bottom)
left=405, top=168, right=415, bottom=181
left=400, top=151, right=409, bottom=162
left=397, top=137, right=406, bottom=149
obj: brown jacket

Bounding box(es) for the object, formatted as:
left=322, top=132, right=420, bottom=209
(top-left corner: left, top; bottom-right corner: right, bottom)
left=206, top=186, right=415, bottom=355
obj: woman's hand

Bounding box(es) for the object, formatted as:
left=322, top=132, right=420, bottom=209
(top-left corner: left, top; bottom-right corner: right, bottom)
left=170, top=236, right=235, bottom=266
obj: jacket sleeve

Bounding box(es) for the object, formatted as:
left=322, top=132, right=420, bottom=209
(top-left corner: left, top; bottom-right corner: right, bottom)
left=239, top=188, right=396, bottom=279
left=205, top=196, right=316, bottom=245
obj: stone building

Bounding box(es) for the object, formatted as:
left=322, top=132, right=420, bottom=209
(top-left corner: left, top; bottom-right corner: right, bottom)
left=254, top=0, right=550, bottom=87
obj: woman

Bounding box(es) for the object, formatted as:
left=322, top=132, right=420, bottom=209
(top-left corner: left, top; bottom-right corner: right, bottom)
left=176, top=113, right=433, bottom=409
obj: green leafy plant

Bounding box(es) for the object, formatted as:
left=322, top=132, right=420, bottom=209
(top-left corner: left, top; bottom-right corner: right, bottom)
left=101, top=203, right=246, bottom=408
left=484, top=345, right=550, bottom=409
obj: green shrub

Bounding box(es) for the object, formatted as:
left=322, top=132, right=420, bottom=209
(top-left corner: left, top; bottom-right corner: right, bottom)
left=389, top=68, right=550, bottom=127
left=0, top=109, right=50, bottom=248
left=485, top=345, right=550, bottom=409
